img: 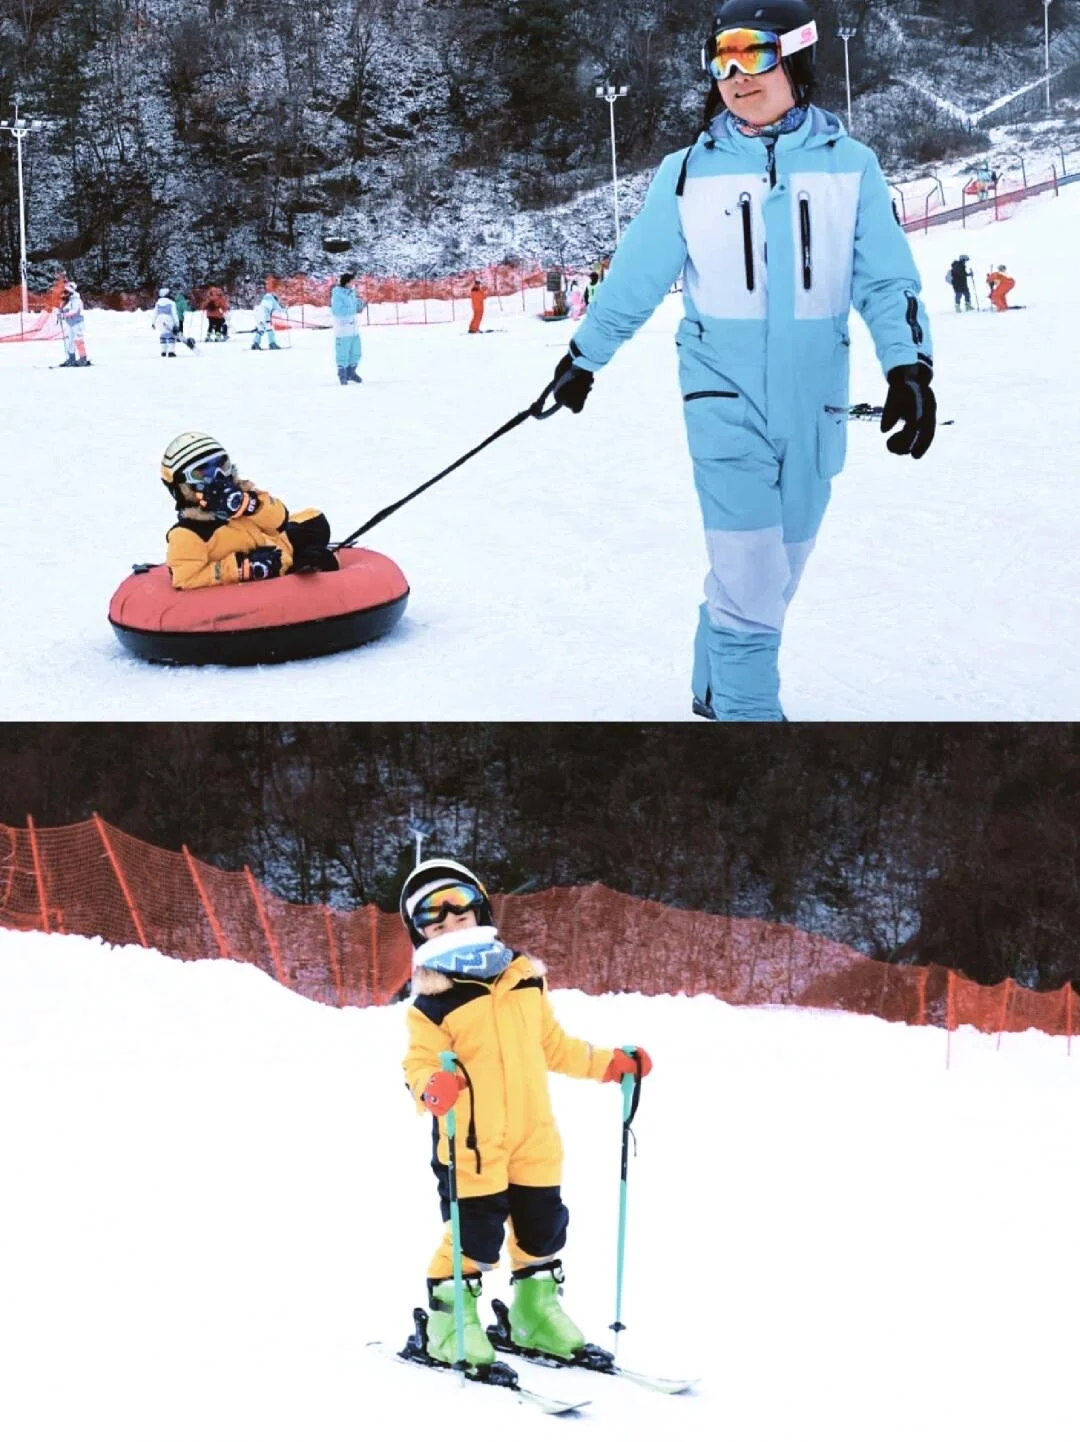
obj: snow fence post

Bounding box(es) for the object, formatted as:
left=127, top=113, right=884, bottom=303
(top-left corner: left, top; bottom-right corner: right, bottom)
left=93, top=812, right=148, bottom=949
left=26, top=814, right=50, bottom=934
left=183, top=844, right=229, bottom=959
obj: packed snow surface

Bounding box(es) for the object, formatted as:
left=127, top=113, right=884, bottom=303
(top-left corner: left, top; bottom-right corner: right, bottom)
left=3, top=926, right=1079, bottom=1442
left=2, top=187, right=1079, bottom=719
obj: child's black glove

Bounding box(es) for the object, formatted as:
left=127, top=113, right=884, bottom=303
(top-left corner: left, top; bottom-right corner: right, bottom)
left=880, top=362, right=937, bottom=460
left=198, top=474, right=247, bottom=519
left=238, top=546, right=282, bottom=582
left=551, top=349, right=594, bottom=414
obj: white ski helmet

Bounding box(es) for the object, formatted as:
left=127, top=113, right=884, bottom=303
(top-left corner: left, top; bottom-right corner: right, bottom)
left=160, top=431, right=235, bottom=502
left=399, top=858, right=494, bottom=948
left=159, top=286, right=171, bottom=297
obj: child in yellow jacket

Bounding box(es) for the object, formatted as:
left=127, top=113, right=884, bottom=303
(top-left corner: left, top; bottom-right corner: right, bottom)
left=160, top=430, right=337, bottom=590
left=400, top=857, right=652, bottom=1370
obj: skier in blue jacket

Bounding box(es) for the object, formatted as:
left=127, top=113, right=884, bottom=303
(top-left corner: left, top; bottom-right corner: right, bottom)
left=548, top=0, right=937, bottom=721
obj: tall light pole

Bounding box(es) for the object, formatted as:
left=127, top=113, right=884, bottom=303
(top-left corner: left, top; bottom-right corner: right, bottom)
left=406, top=814, right=433, bottom=868
left=595, top=82, right=628, bottom=248
left=838, top=26, right=857, bottom=132
left=1043, top=0, right=1053, bottom=115
left=0, top=94, right=45, bottom=326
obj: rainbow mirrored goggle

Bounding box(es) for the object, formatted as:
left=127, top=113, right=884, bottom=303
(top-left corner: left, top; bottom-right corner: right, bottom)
left=705, top=20, right=817, bottom=81
left=412, top=881, right=486, bottom=930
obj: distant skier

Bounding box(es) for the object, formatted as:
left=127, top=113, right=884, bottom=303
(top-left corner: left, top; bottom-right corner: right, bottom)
left=159, top=430, right=337, bottom=589
left=468, top=277, right=486, bottom=334
left=947, top=255, right=974, bottom=312
left=567, top=280, right=586, bottom=320
left=329, top=272, right=365, bottom=384
left=544, top=0, right=936, bottom=722
left=399, top=857, right=651, bottom=1371
left=174, top=289, right=191, bottom=336
left=205, top=288, right=230, bottom=340
left=986, top=263, right=1016, bottom=312
left=251, top=291, right=285, bottom=350
left=57, top=281, right=90, bottom=367
left=153, top=287, right=180, bottom=357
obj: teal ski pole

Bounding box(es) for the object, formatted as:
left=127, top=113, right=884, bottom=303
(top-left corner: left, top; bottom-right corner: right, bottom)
left=610, top=1045, right=644, bottom=1354
left=439, top=1049, right=467, bottom=1375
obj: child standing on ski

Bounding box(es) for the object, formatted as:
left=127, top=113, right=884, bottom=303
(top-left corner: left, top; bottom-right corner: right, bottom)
left=546, top=0, right=936, bottom=722
left=251, top=291, right=285, bottom=349
left=57, top=281, right=90, bottom=367
left=946, top=256, right=974, bottom=312
left=153, top=287, right=180, bottom=358
left=400, top=857, right=651, bottom=1371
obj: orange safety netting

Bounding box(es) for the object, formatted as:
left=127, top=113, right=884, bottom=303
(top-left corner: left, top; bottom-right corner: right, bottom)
left=0, top=277, right=67, bottom=315
left=2, top=816, right=1074, bottom=1045
left=0, top=278, right=68, bottom=339
left=0, top=262, right=595, bottom=326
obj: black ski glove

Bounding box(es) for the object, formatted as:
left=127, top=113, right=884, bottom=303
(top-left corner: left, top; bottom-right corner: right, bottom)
left=238, top=546, right=283, bottom=582
left=551, top=347, right=594, bottom=414
left=881, top=362, right=937, bottom=459
left=197, top=474, right=247, bottom=519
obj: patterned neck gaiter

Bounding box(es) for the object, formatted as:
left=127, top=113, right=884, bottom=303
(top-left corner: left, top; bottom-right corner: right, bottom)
left=733, top=104, right=808, bottom=139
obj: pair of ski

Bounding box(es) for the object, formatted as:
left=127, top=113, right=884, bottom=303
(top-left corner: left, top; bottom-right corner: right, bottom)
left=371, top=1298, right=696, bottom=1415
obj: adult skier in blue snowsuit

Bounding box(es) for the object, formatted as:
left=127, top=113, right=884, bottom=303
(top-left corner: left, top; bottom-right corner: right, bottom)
left=330, top=273, right=365, bottom=385
left=549, top=0, right=937, bottom=721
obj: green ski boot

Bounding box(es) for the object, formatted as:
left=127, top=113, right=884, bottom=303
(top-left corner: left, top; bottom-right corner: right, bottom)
left=424, top=1277, right=496, bottom=1368
left=507, top=1261, right=585, bottom=1360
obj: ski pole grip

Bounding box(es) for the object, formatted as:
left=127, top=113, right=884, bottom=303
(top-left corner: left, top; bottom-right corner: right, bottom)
left=620, top=1045, right=641, bottom=1123
left=439, top=1050, right=460, bottom=1136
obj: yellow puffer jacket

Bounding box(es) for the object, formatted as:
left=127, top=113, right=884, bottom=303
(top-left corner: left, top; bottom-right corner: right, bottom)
left=166, top=490, right=293, bottom=590
left=404, top=953, right=614, bottom=1198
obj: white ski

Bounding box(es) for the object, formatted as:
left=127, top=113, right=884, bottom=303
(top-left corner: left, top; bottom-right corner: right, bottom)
left=366, top=1341, right=591, bottom=1415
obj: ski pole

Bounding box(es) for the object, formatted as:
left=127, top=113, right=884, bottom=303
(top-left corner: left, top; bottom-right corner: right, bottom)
left=610, top=1045, right=644, bottom=1355
left=334, top=380, right=562, bottom=548
left=439, top=1048, right=467, bottom=1377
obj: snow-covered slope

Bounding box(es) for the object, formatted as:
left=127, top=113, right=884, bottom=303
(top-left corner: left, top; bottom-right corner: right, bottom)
left=2, top=184, right=1079, bottom=720
left=2, top=926, right=1079, bottom=1442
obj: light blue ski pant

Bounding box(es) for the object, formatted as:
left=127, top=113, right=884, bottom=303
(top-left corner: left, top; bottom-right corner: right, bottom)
left=334, top=333, right=360, bottom=370
left=681, top=379, right=840, bottom=722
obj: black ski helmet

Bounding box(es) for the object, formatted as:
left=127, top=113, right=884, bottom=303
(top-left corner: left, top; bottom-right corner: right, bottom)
left=399, top=857, right=494, bottom=947
left=704, top=0, right=818, bottom=110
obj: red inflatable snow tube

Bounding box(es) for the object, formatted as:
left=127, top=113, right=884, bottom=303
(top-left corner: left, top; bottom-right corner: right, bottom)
left=108, top=547, right=409, bottom=666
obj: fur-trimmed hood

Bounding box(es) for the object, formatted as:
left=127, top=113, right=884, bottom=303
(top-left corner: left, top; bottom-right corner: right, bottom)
left=412, top=949, right=546, bottom=994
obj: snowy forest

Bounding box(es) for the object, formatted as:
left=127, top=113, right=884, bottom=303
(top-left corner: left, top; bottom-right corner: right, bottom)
left=2, top=0, right=1080, bottom=290
left=2, top=723, right=1079, bottom=993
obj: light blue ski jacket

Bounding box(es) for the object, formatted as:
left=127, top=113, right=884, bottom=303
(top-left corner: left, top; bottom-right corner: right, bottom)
left=570, top=106, right=932, bottom=448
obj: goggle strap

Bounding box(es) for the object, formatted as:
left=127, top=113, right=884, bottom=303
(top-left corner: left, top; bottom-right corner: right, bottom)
left=779, top=20, right=817, bottom=56
left=710, top=20, right=817, bottom=63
